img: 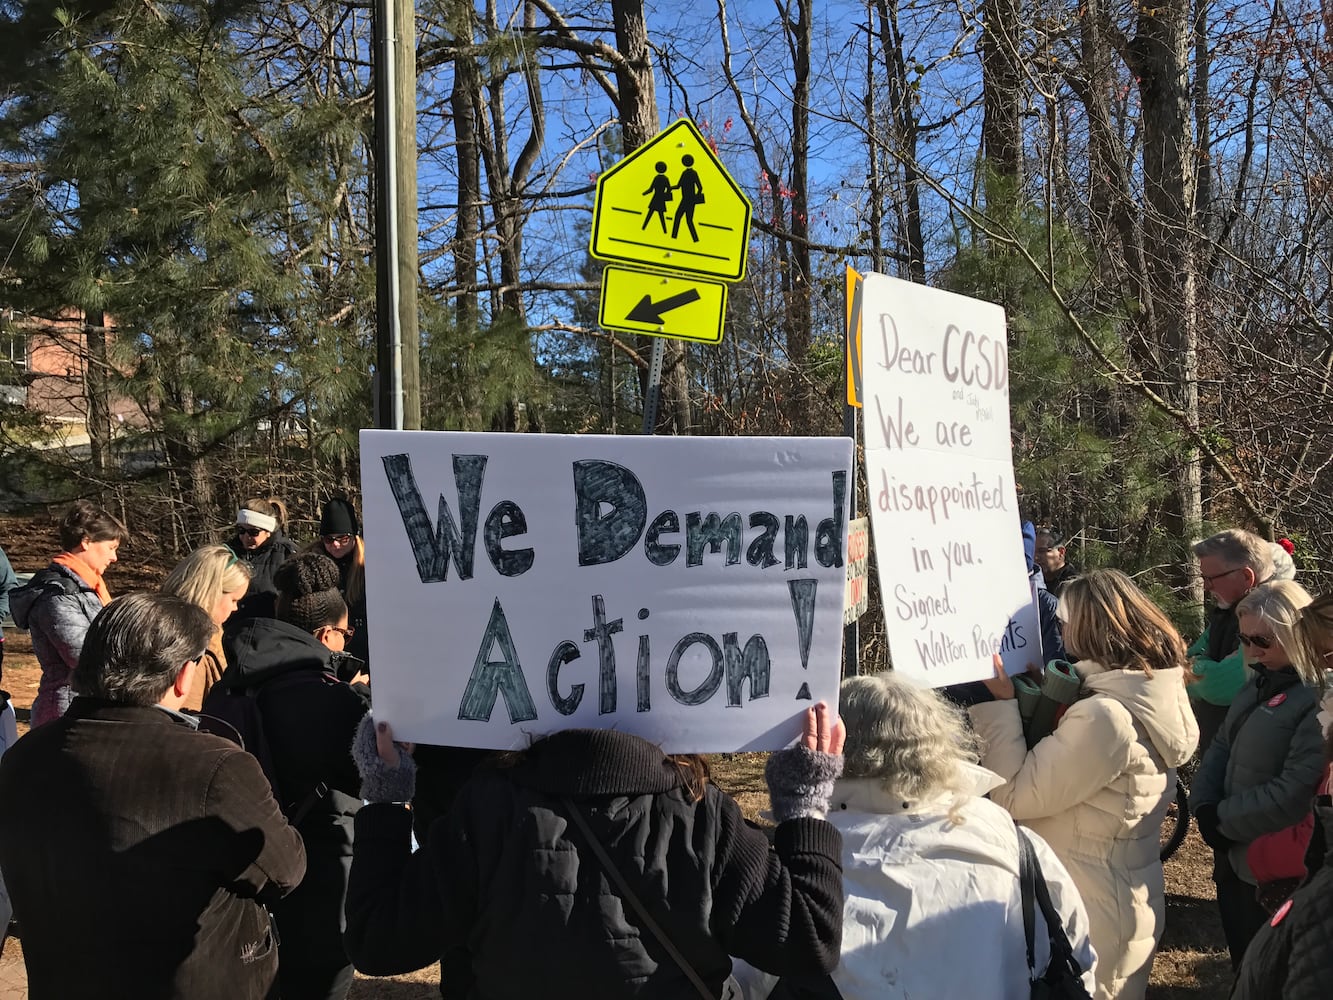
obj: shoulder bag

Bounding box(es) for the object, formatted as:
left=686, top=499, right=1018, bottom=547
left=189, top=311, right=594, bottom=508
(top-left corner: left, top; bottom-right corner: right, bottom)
left=1016, top=823, right=1094, bottom=1000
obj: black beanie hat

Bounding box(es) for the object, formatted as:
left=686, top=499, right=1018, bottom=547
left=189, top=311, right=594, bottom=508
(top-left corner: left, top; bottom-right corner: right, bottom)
left=274, top=553, right=347, bottom=633
left=320, top=498, right=359, bottom=537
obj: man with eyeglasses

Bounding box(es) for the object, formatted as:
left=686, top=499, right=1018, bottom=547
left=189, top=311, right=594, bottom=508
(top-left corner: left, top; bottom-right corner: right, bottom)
left=1188, top=529, right=1275, bottom=754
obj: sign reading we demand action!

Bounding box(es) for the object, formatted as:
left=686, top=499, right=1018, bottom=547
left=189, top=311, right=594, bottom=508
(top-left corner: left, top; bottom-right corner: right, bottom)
left=360, top=431, right=853, bottom=752
left=861, top=273, right=1040, bottom=688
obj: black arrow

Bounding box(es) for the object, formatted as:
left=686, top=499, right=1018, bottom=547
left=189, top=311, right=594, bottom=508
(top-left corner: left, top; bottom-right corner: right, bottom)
left=626, top=288, right=701, bottom=324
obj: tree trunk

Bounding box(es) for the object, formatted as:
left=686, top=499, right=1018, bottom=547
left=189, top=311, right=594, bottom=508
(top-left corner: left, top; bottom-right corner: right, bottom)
left=612, top=0, right=690, bottom=434
left=83, top=309, right=112, bottom=477
left=981, top=0, right=1024, bottom=186
left=452, top=19, right=481, bottom=340
left=1128, top=1, right=1203, bottom=621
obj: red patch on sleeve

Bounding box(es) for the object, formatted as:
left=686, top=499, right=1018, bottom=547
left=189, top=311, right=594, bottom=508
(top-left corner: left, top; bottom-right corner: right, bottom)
left=1271, top=899, right=1294, bottom=926
left=1267, top=693, right=1287, bottom=708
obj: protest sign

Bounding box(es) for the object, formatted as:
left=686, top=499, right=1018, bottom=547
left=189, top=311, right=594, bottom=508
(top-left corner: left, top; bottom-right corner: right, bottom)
left=360, top=430, right=853, bottom=751
left=860, top=273, right=1041, bottom=687
left=844, top=517, right=869, bottom=625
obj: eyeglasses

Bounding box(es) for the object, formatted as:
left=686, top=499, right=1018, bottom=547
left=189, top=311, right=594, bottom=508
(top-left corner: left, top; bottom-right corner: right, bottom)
left=1201, top=567, right=1244, bottom=586
left=236, top=526, right=264, bottom=538
left=322, top=533, right=353, bottom=545
left=322, top=625, right=355, bottom=640
left=1238, top=632, right=1274, bottom=650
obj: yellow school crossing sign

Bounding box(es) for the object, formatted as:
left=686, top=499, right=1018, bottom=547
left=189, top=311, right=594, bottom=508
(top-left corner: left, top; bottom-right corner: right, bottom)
left=590, top=119, right=751, bottom=280
left=591, top=118, right=752, bottom=342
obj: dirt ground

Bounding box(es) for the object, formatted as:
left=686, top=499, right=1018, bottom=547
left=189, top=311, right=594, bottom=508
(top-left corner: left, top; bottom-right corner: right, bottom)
left=0, top=511, right=1233, bottom=998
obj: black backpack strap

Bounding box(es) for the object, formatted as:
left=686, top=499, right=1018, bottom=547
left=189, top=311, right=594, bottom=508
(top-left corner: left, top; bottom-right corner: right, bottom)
left=1016, top=821, right=1038, bottom=978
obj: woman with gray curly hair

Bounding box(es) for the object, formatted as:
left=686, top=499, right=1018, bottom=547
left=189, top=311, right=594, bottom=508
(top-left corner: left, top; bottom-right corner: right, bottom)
left=737, top=672, right=1096, bottom=1000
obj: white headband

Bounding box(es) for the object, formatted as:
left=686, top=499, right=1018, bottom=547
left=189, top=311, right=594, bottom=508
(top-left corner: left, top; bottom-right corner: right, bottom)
left=236, top=509, right=277, bottom=533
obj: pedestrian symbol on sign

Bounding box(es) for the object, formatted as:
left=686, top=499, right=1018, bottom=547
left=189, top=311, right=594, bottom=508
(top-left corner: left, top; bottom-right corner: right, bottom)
left=590, top=119, right=752, bottom=282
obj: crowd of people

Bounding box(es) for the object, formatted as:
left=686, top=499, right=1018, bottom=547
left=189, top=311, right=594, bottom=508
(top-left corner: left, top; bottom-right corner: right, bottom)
left=0, top=503, right=1330, bottom=1000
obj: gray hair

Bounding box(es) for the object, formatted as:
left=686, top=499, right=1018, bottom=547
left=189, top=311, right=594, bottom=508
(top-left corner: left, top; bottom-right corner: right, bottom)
left=840, top=673, right=980, bottom=803
left=1193, top=529, right=1274, bottom=580
left=74, top=592, right=214, bottom=707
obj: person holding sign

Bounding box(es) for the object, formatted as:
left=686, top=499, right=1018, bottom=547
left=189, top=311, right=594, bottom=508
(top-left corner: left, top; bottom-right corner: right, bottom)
left=344, top=704, right=848, bottom=998
left=969, top=570, right=1198, bottom=1000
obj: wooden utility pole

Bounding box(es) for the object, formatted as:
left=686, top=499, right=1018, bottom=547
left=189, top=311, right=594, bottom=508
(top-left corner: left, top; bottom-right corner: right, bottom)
left=373, top=0, right=421, bottom=430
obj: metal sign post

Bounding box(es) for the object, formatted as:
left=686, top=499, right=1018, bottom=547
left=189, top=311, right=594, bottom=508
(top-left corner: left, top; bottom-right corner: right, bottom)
left=640, top=339, right=666, bottom=435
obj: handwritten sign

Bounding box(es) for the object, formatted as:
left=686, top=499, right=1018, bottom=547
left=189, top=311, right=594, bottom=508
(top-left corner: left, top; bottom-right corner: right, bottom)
left=360, top=430, right=853, bottom=751
left=860, top=273, right=1039, bottom=687
left=844, top=517, right=869, bottom=625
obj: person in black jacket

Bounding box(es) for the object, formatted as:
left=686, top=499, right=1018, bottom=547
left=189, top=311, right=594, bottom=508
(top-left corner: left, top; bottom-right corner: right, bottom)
left=344, top=705, right=846, bottom=999
left=225, top=496, right=297, bottom=624
left=1230, top=790, right=1333, bottom=1000
left=304, top=497, right=369, bottom=669
left=0, top=592, right=306, bottom=1000
left=216, top=553, right=367, bottom=1000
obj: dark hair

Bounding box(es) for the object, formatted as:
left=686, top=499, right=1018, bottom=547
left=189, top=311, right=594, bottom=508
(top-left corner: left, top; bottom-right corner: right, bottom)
left=74, top=592, right=213, bottom=706
left=275, top=553, right=347, bottom=632
left=59, top=500, right=129, bottom=551
left=1035, top=526, right=1063, bottom=546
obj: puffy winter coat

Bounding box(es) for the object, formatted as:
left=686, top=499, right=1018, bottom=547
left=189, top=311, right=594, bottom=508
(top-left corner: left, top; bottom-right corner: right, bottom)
left=9, top=563, right=104, bottom=727
left=344, top=728, right=844, bottom=999
left=1230, top=795, right=1333, bottom=1000
left=732, top=764, right=1098, bottom=999
left=971, top=661, right=1198, bottom=1000
left=1189, top=665, right=1324, bottom=884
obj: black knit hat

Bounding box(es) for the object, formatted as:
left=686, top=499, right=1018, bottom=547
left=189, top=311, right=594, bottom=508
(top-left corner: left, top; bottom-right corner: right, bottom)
left=274, top=553, right=347, bottom=633
left=320, top=498, right=360, bottom=537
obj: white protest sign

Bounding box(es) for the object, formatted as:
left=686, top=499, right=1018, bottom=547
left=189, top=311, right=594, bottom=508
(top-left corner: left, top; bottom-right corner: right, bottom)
left=360, top=430, right=853, bottom=752
left=860, top=273, right=1041, bottom=687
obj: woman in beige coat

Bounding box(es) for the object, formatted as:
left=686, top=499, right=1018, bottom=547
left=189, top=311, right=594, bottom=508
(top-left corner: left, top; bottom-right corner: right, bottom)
left=970, top=569, right=1199, bottom=1000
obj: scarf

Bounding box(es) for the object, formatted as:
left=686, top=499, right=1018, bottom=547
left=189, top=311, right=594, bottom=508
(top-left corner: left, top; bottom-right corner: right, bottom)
left=52, top=552, right=112, bottom=606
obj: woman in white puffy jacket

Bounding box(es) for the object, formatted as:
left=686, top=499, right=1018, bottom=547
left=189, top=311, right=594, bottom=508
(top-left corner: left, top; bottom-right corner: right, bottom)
left=970, top=569, right=1199, bottom=1000
left=737, top=672, right=1096, bottom=1000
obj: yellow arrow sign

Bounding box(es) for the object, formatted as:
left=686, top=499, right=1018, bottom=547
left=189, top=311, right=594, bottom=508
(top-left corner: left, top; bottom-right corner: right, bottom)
left=590, top=119, right=753, bottom=281
left=598, top=266, right=728, bottom=344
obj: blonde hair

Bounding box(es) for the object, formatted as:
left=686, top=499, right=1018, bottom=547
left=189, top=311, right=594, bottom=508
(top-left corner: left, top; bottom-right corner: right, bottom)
left=1058, top=569, right=1187, bottom=675
left=1238, top=581, right=1321, bottom=687
left=161, top=545, right=252, bottom=616
left=303, top=534, right=365, bottom=606
left=1293, top=593, right=1333, bottom=685
left=1193, top=529, right=1274, bottom=580
left=840, top=673, right=980, bottom=804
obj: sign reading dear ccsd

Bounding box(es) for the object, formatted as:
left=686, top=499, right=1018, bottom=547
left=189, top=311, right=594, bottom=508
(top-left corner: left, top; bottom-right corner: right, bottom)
left=360, top=431, right=853, bottom=752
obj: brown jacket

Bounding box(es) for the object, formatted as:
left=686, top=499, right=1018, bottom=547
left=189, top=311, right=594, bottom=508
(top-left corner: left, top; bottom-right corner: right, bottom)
left=0, top=698, right=306, bottom=999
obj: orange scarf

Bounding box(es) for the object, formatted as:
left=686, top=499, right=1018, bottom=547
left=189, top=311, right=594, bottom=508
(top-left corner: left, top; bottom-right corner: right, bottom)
left=52, top=552, right=112, bottom=606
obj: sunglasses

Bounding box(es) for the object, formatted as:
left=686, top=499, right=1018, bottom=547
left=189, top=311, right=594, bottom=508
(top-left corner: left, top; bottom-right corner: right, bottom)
left=322, top=533, right=353, bottom=545
left=1201, top=566, right=1243, bottom=586
left=323, top=625, right=355, bottom=640
left=1238, top=632, right=1274, bottom=650
left=236, top=526, right=265, bottom=538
